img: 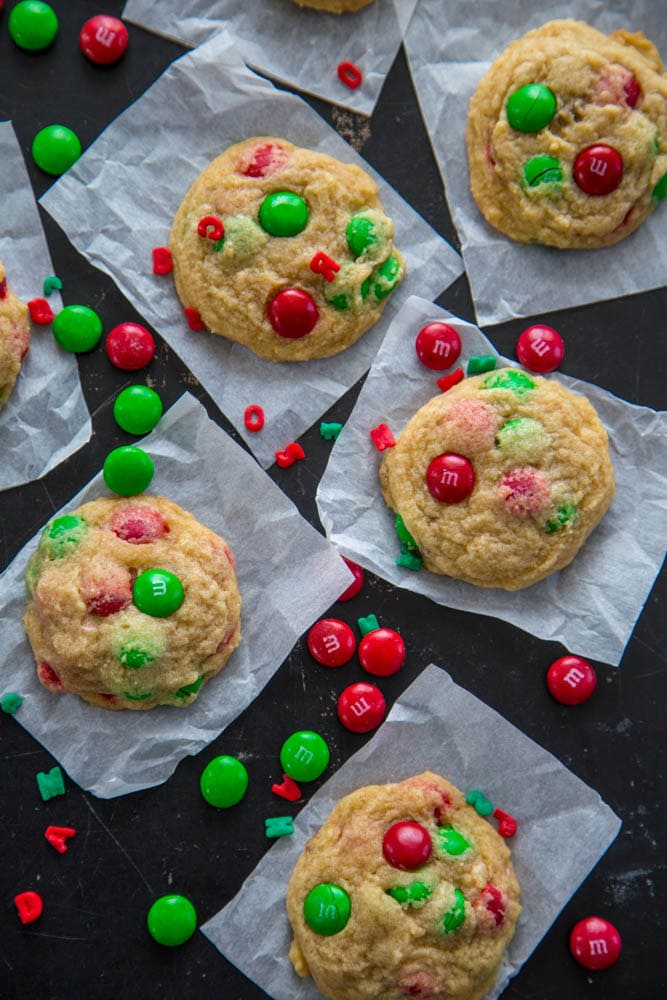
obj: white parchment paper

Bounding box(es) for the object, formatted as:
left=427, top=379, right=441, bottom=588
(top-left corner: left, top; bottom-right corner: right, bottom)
left=40, top=32, right=462, bottom=469
left=122, top=0, right=418, bottom=116
left=405, top=0, right=667, bottom=327
left=203, top=664, right=621, bottom=1000
left=0, top=121, right=91, bottom=490
left=316, top=296, right=667, bottom=666
left=0, top=392, right=352, bottom=798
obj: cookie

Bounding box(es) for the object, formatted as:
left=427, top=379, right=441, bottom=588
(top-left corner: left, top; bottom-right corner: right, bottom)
left=290, top=0, right=374, bottom=12
left=380, top=371, right=615, bottom=590
left=169, top=137, right=405, bottom=361
left=24, top=496, right=241, bottom=710
left=287, top=772, right=521, bottom=1000
left=466, top=19, right=667, bottom=248
left=0, top=260, right=30, bottom=411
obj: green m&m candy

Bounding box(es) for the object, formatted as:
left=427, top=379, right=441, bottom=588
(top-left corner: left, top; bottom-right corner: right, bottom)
left=32, top=125, right=82, bottom=176
left=132, top=569, right=184, bottom=618
left=523, top=155, right=563, bottom=188
left=280, top=730, right=330, bottom=782
left=52, top=305, right=102, bottom=353
left=113, top=385, right=163, bottom=435
left=303, top=883, right=351, bottom=935
left=482, top=369, right=536, bottom=396
left=258, top=192, right=309, bottom=237
left=9, top=2, right=59, bottom=51
left=506, top=84, right=557, bottom=133
left=346, top=215, right=377, bottom=258
left=442, top=887, right=466, bottom=934
left=103, top=446, right=154, bottom=496
left=200, top=755, right=248, bottom=808
left=147, top=894, right=197, bottom=947
left=437, top=825, right=470, bottom=856
left=653, top=173, right=667, bottom=202
left=40, top=514, right=88, bottom=558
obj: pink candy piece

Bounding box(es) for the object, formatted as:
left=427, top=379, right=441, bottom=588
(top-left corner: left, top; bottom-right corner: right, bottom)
left=237, top=142, right=290, bottom=178
left=110, top=505, right=169, bottom=544
left=80, top=565, right=132, bottom=617
left=570, top=916, right=622, bottom=970
left=0, top=277, right=7, bottom=299
left=444, top=399, right=498, bottom=451
left=497, top=467, right=550, bottom=518
left=370, top=423, right=395, bottom=451
left=184, top=307, right=205, bottom=331
left=595, top=64, right=640, bottom=108
left=398, top=970, right=438, bottom=998
left=476, top=883, right=506, bottom=927
left=38, top=661, right=63, bottom=692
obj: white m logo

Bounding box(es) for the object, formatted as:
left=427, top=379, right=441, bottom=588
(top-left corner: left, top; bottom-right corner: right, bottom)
left=440, top=470, right=459, bottom=487
left=322, top=634, right=340, bottom=653
left=589, top=939, right=609, bottom=956
left=563, top=667, right=585, bottom=688
left=589, top=158, right=608, bottom=176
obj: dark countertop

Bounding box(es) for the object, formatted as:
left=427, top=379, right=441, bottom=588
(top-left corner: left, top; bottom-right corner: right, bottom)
left=1, top=2, right=665, bottom=998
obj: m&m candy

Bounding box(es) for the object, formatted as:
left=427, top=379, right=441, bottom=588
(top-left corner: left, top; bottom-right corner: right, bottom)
left=337, top=557, right=364, bottom=601
left=383, top=821, right=432, bottom=869
left=103, top=445, right=154, bottom=496
left=79, top=15, right=128, bottom=65
left=515, top=325, right=564, bottom=373
left=358, top=627, right=405, bottom=677
left=547, top=655, right=596, bottom=705
left=573, top=145, right=623, bottom=196
left=337, top=682, right=386, bottom=734
left=506, top=83, right=557, bottom=132
left=280, top=731, right=329, bottom=782
left=32, top=125, right=81, bottom=176
left=425, top=454, right=475, bottom=503
left=259, top=192, right=309, bottom=237
left=307, top=618, right=356, bottom=668
left=106, top=322, right=156, bottom=370
left=52, top=305, right=102, bottom=353
left=147, top=895, right=197, bottom=947
left=200, top=755, right=248, bottom=808
left=569, top=916, right=621, bottom=970
left=113, top=386, right=163, bottom=435
left=268, top=289, right=319, bottom=339
left=415, top=322, right=462, bottom=371
left=303, top=884, right=350, bottom=935
left=9, top=1, right=58, bottom=51
left=132, top=569, right=184, bottom=618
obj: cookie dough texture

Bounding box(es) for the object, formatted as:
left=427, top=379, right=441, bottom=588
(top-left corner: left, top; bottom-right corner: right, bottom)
left=291, top=0, right=374, bottom=11
left=24, top=496, right=241, bottom=710
left=380, top=372, right=615, bottom=590
left=287, top=772, right=520, bottom=1000
left=170, top=137, right=405, bottom=361
left=467, top=19, right=667, bottom=248
left=0, top=260, right=30, bottom=411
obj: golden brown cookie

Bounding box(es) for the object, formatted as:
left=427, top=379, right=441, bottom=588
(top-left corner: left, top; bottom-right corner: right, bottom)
left=169, top=137, right=405, bottom=361
left=0, top=260, right=30, bottom=411
left=466, top=20, right=667, bottom=248
left=380, top=370, right=615, bottom=590
left=287, top=772, right=520, bottom=1000
left=24, top=496, right=241, bottom=710
left=290, top=0, right=374, bottom=12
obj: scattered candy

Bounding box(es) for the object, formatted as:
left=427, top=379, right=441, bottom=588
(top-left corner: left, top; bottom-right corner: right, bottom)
left=383, top=821, right=432, bottom=869
left=152, top=247, right=173, bottom=275
left=547, top=655, right=596, bottom=705
left=307, top=618, right=356, bottom=668
left=113, top=385, right=163, bottom=435
left=133, top=568, right=184, bottom=618
left=197, top=215, right=224, bottom=241
left=574, top=145, right=623, bottom=196
left=337, top=682, right=386, bottom=734
left=304, top=883, right=351, bottom=934
left=103, top=445, right=154, bottom=496
left=183, top=307, right=205, bottom=332
left=280, top=730, right=330, bottom=782
left=275, top=442, right=305, bottom=468
left=200, top=755, right=248, bottom=808
left=359, top=627, right=405, bottom=677
left=516, top=324, right=564, bottom=373
left=79, top=14, right=128, bottom=65
left=570, top=916, right=621, bottom=970
left=396, top=549, right=422, bottom=571
left=259, top=191, right=309, bottom=237
left=337, top=61, right=363, bottom=90
left=492, top=808, right=517, bottom=839
left=106, top=321, right=156, bottom=370
left=415, top=322, right=462, bottom=371
left=466, top=789, right=494, bottom=817
left=320, top=421, right=343, bottom=441
left=36, top=765, right=65, bottom=801
left=9, top=1, right=58, bottom=51
left=244, top=404, right=265, bottom=432
left=310, top=251, right=340, bottom=282
left=467, top=355, right=496, bottom=376
left=337, top=556, right=364, bottom=601
left=147, top=895, right=197, bottom=947
left=1, top=692, right=23, bottom=714
left=442, top=888, right=466, bottom=934
left=44, top=825, right=76, bottom=854
left=357, top=613, right=379, bottom=636
left=437, top=367, right=465, bottom=393
left=14, top=891, right=43, bottom=925
left=506, top=83, right=557, bottom=132
left=32, top=124, right=81, bottom=176
left=271, top=774, right=301, bottom=802
left=42, top=275, right=62, bottom=296
left=370, top=423, right=395, bottom=451
left=268, top=288, right=318, bottom=339
left=426, top=454, right=475, bottom=503
left=52, top=304, right=102, bottom=353
left=437, top=825, right=470, bottom=856
left=265, top=815, right=294, bottom=838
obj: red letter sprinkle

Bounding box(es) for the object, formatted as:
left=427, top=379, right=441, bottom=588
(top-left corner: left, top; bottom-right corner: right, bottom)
left=152, top=247, right=172, bottom=275
left=28, top=298, right=54, bottom=325
left=197, top=215, right=224, bottom=241
left=310, top=252, right=341, bottom=283
left=45, top=825, right=77, bottom=854
left=275, top=442, right=305, bottom=468
left=271, top=774, right=302, bottom=802
left=14, top=891, right=43, bottom=924
left=244, top=404, right=265, bottom=432
left=338, top=61, right=363, bottom=90
left=370, top=423, right=395, bottom=451
left=437, top=368, right=464, bottom=393
left=184, top=308, right=205, bottom=331
left=493, top=808, right=517, bottom=838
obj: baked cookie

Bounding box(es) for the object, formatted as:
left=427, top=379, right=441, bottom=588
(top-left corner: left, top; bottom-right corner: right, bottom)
left=0, top=259, right=30, bottom=411
left=287, top=772, right=520, bottom=1000
left=290, top=0, right=374, bottom=12
left=466, top=20, right=667, bottom=248
left=380, top=370, right=615, bottom=590
left=24, top=495, right=241, bottom=710
left=170, top=137, right=405, bottom=361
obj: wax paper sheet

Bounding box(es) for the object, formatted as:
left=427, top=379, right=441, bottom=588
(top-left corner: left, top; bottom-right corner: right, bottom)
left=203, top=664, right=621, bottom=1000
left=316, top=296, right=667, bottom=666
left=0, top=121, right=91, bottom=490
left=404, top=0, right=667, bottom=327
left=0, top=392, right=352, bottom=798
left=122, top=0, right=418, bottom=116
left=40, top=32, right=462, bottom=469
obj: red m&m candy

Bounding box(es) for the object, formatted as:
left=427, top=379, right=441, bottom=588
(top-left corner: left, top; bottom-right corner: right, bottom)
left=359, top=627, right=405, bottom=677
left=106, top=322, right=155, bottom=371
left=268, top=289, right=318, bottom=339
left=337, top=682, right=386, bottom=734
left=307, top=618, right=356, bottom=668
left=569, top=916, right=621, bottom=970
left=547, top=655, right=596, bottom=705
left=383, top=821, right=431, bottom=869
left=515, top=324, right=564, bottom=373
left=425, top=454, right=475, bottom=503
left=79, top=15, right=128, bottom=65
left=415, top=322, right=462, bottom=371
left=573, top=145, right=623, bottom=196
left=338, top=557, right=364, bottom=601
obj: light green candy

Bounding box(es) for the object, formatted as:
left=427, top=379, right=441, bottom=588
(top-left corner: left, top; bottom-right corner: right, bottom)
left=39, top=515, right=88, bottom=559
left=215, top=215, right=269, bottom=263
left=495, top=417, right=549, bottom=463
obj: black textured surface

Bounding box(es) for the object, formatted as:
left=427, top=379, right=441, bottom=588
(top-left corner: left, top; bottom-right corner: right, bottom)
left=1, top=3, right=665, bottom=999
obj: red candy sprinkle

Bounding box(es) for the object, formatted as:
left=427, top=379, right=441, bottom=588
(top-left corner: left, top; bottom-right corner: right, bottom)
left=272, top=773, right=302, bottom=802
left=28, top=298, right=54, bottom=325
left=398, top=970, right=437, bottom=998
left=310, top=251, right=341, bottom=283
left=574, top=144, right=623, bottom=196
left=110, top=505, right=169, bottom=544
left=547, top=655, right=597, bottom=705
left=0, top=278, right=7, bottom=300
left=184, top=307, right=205, bottom=332
left=38, top=661, right=63, bottom=691
left=238, top=142, right=289, bottom=178
left=570, top=916, right=622, bottom=970
left=152, top=247, right=173, bottom=275
left=498, top=467, right=550, bottom=519
left=479, top=883, right=506, bottom=926
left=45, top=825, right=76, bottom=854
left=307, top=618, right=356, bottom=667
left=197, top=215, right=224, bottom=241
left=244, top=404, right=265, bottom=433
left=338, top=556, right=364, bottom=602
left=492, top=808, right=517, bottom=839
left=105, top=322, right=156, bottom=370
left=14, top=891, right=43, bottom=925
left=370, top=423, right=395, bottom=451
left=437, top=367, right=464, bottom=393
left=359, top=627, right=406, bottom=677
left=596, top=65, right=640, bottom=109
left=275, top=442, right=305, bottom=468
left=338, top=60, right=363, bottom=90
left=426, top=454, right=475, bottom=503
left=79, top=15, right=128, bottom=65
left=383, top=821, right=432, bottom=869
left=337, top=681, right=386, bottom=734
left=515, top=324, right=564, bottom=373
left=268, top=289, right=319, bottom=339
left=415, top=322, right=462, bottom=371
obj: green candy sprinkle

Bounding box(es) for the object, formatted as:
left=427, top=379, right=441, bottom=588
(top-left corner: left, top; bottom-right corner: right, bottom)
left=40, top=515, right=88, bottom=559
left=465, top=789, right=494, bottom=817
left=214, top=237, right=225, bottom=252
left=652, top=173, right=667, bottom=202
left=36, top=765, right=65, bottom=801
left=437, top=825, right=470, bottom=856
left=357, top=614, right=379, bottom=636
left=545, top=502, right=578, bottom=533
left=175, top=675, right=204, bottom=699
left=25, top=554, right=43, bottom=596
left=360, top=277, right=371, bottom=301
left=346, top=215, right=378, bottom=258
left=320, top=421, right=343, bottom=441
left=467, top=355, right=497, bottom=376
left=265, top=815, right=294, bottom=838
left=123, top=691, right=153, bottom=701
left=258, top=192, right=309, bottom=237
left=395, top=513, right=419, bottom=552
left=506, top=83, right=557, bottom=133
left=396, top=549, right=422, bottom=572
left=1, top=693, right=23, bottom=714
left=372, top=255, right=401, bottom=300
left=523, top=155, right=563, bottom=188
left=442, top=888, right=466, bottom=934
left=387, top=881, right=433, bottom=906
left=42, top=275, right=62, bottom=296
left=304, top=884, right=351, bottom=936
left=120, top=646, right=155, bottom=669
left=329, top=293, right=350, bottom=311
left=482, top=370, right=536, bottom=396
